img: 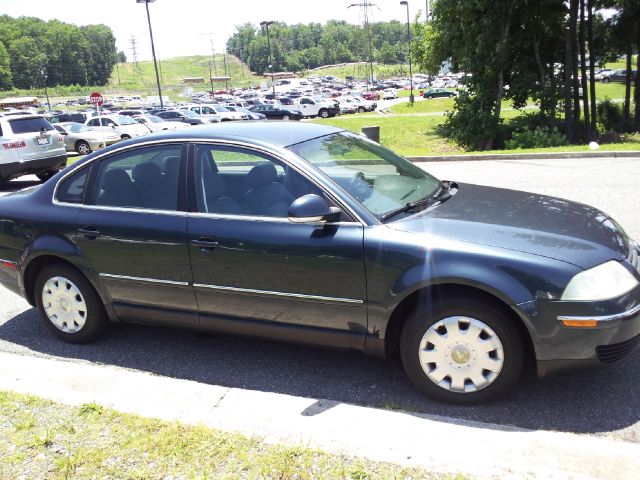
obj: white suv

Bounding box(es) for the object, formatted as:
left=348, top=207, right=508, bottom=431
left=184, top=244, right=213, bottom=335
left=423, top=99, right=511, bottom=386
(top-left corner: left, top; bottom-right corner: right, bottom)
left=0, top=114, right=67, bottom=187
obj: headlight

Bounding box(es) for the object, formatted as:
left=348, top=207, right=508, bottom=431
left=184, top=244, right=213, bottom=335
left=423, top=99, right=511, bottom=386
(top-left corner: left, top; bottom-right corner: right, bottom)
left=561, top=260, right=639, bottom=301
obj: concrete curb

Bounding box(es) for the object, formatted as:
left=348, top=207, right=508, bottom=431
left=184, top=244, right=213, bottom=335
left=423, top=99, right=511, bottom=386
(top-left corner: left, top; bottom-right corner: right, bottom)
left=408, top=151, right=640, bottom=162
left=2, top=351, right=638, bottom=479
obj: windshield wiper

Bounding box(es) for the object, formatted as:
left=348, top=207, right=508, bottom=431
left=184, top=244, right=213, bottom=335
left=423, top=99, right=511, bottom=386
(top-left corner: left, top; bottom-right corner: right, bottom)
left=380, top=181, right=454, bottom=222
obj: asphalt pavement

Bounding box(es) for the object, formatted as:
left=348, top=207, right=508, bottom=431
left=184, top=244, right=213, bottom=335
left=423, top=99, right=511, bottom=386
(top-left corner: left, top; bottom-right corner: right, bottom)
left=0, top=157, right=639, bottom=447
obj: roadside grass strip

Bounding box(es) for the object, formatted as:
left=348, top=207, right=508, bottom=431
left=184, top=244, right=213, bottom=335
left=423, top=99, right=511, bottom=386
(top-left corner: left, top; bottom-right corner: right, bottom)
left=0, top=390, right=454, bottom=479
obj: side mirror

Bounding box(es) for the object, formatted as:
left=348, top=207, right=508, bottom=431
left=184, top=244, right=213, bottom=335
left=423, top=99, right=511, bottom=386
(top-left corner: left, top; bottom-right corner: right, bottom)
left=288, top=194, right=341, bottom=224
left=111, top=125, right=116, bottom=129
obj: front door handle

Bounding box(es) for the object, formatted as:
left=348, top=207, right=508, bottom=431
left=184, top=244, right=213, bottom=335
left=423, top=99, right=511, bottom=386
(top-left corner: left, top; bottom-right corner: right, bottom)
left=190, top=238, right=219, bottom=250
left=78, top=227, right=100, bottom=239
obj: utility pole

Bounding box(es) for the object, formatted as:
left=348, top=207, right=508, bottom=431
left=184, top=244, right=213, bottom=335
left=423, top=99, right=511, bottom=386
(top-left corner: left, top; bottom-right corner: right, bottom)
left=136, top=0, right=163, bottom=108
left=40, top=67, right=50, bottom=112
left=260, top=21, right=276, bottom=99
left=129, top=35, right=140, bottom=69
left=400, top=1, right=414, bottom=105
left=223, top=47, right=229, bottom=91
left=208, top=61, right=214, bottom=94
left=348, top=2, right=377, bottom=89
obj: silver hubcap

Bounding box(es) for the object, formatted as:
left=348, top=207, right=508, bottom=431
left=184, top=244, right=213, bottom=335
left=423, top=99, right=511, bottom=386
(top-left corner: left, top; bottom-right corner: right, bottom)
left=419, top=316, right=504, bottom=393
left=78, top=143, right=90, bottom=154
left=41, top=276, right=87, bottom=333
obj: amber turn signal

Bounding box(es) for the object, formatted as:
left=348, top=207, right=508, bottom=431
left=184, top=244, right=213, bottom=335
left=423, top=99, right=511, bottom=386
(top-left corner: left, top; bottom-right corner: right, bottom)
left=561, top=319, right=598, bottom=328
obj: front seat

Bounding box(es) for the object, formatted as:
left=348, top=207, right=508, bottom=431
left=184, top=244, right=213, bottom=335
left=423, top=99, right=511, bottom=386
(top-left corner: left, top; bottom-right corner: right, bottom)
left=97, top=169, right=142, bottom=207
left=132, top=162, right=172, bottom=210
left=204, top=173, right=243, bottom=214
left=245, top=163, right=294, bottom=217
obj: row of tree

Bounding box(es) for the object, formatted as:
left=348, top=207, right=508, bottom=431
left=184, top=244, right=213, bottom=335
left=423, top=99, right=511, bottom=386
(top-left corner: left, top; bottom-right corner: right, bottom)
left=226, top=20, right=411, bottom=75
left=414, top=0, right=640, bottom=150
left=0, top=15, right=120, bottom=91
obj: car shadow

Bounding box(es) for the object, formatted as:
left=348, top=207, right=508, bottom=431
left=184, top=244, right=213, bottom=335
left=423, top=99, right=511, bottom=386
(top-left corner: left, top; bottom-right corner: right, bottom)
left=1, top=306, right=638, bottom=438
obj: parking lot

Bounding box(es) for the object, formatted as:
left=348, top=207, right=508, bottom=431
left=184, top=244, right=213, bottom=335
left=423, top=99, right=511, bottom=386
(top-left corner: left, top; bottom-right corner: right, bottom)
left=0, top=155, right=639, bottom=444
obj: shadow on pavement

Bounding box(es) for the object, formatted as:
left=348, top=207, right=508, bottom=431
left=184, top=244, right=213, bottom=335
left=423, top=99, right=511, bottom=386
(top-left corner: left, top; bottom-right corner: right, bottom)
left=1, top=306, right=638, bottom=438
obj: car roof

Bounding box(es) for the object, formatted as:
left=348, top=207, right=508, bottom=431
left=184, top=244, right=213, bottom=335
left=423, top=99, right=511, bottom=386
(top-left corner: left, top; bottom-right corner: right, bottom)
left=125, top=122, right=345, bottom=148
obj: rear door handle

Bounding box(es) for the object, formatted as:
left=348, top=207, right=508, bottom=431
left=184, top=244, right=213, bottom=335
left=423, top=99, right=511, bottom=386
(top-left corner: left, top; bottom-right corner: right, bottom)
left=190, top=238, right=219, bottom=250
left=78, top=227, right=100, bottom=239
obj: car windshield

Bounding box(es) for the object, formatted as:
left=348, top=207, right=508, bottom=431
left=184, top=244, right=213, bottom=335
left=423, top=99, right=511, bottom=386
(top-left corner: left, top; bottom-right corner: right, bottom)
left=289, top=132, right=441, bottom=220
left=66, top=123, right=91, bottom=133
left=115, top=115, right=136, bottom=125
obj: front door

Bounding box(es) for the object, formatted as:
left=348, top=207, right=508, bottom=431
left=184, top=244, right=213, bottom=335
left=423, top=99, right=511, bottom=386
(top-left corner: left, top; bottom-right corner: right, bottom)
left=186, top=143, right=367, bottom=345
left=75, top=143, right=197, bottom=327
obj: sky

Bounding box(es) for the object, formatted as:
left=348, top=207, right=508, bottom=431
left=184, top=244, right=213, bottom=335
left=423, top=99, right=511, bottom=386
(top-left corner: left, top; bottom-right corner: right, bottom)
left=0, top=0, right=423, bottom=60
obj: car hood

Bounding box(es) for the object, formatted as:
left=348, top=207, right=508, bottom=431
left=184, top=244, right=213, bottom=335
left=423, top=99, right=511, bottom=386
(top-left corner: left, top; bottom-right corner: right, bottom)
left=388, top=183, right=631, bottom=269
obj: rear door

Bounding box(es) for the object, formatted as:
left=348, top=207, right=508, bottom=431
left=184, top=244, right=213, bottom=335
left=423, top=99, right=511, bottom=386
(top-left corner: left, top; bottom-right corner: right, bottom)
left=74, top=142, right=197, bottom=327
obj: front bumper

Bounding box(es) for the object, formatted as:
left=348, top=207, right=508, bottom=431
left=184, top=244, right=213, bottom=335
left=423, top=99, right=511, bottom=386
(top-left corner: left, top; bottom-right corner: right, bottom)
left=519, top=286, right=640, bottom=377
left=0, top=154, right=68, bottom=181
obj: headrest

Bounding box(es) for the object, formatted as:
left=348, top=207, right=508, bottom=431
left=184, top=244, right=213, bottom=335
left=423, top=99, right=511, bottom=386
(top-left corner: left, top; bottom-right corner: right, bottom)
left=162, top=156, right=180, bottom=176
left=132, top=162, right=162, bottom=185
left=247, top=162, right=277, bottom=188
left=102, top=169, right=132, bottom=192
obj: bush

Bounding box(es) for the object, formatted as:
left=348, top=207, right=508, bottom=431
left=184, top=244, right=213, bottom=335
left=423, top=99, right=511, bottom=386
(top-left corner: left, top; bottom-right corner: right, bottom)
left=596, top=98, right=624, bottom=132
left=505, top=126, right=568, bottom=149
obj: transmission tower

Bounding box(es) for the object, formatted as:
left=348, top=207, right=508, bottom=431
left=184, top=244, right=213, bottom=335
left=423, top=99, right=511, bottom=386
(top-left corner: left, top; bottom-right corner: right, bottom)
left=348, top=2, right=378, bottom=88
left=129, top=35, right=140, bottom=69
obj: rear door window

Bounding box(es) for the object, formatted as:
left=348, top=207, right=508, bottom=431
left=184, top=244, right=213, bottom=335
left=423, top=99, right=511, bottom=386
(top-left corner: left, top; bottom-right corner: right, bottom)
left=8, top=118, right=55, bottom=134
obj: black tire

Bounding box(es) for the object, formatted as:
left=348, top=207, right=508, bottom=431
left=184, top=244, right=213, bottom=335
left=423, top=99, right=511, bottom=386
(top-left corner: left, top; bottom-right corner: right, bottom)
left=358, top=107, right=366, bottom=113
left=75, top=140, right=91, bottom=155
left=121, top=134, right=131, bottom=140
left=36, top=171, right=58, bottom=182
left=602, top=77, right=610, bottom=84
left=400, top=296, right=523, bottom=404
left=319, top=109, right=330, bottom=118
left=282, top=114, right=291, bottom=121
left=426, top=95, right=432, bottom=100
left=35, top=263, right=108, bottom=344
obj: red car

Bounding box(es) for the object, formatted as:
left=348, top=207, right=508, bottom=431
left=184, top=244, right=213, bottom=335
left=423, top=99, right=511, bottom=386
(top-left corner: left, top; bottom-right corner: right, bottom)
left=362, top=91, right=380, bottom=101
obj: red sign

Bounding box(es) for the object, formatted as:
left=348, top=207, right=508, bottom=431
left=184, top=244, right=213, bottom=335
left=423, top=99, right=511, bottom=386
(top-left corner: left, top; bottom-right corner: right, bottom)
left=89, top=92, right=104, bottom=107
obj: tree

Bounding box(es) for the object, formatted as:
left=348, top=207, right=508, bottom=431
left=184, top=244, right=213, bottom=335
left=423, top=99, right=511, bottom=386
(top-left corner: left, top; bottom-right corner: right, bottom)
left=0, top=41, right=11, bottom=89
left=117, top=51, right=127, bottom=63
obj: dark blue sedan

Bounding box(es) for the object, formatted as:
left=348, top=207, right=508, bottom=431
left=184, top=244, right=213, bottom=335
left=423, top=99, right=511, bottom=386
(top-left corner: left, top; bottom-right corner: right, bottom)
left=0, top=122, right=639, bottom=403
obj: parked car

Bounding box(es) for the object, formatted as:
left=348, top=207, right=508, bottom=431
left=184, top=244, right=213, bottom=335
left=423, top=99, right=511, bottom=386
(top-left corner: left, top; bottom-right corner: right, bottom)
left=249, top=104, right=304, bottom=120
left=223, top=106, right=266, bottom=120
left=132, top=115, right=191, bottom=133
left=84, top=115, right=149, bottom=140
left=422, top=88, right=457, bottom=99
left=0, top=114, right=67, bottom=186
left=117, top=109, right=149, bottom=117
left=1, top=122, right=639, bottom=404
left=156, top=109, right=211, bottom=125
left=54, top=112, right=92, bottom=124
left=602, top=69, right=638, bottom=83
left=185, top=105, right=242, bottom=122
left=53, top=122, right=120, bottom=155
left=382, top=88, right=398, bottom=100
left=362, top=91, right=381, bottom=101
left=348, top=96, right=377, bottom=112
left=293, top=97, right=340, bottom=118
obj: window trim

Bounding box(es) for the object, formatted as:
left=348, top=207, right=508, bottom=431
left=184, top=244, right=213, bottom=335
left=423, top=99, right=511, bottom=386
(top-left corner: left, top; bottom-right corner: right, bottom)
left=188, top=141, right=363, bottom=225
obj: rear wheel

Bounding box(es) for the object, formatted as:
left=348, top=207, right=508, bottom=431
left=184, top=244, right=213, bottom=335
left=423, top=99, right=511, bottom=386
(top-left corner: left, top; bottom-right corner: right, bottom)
left=75, top=140, right=91, bottom=155
left=35, top=263, right=108, bottom=343
left=282, top=114, right=291, bottom=121
left=400, top=297, right=523, bottom=404
left=358, top=106, right=366, bottom=113
left=602, top=77, right=610, bottom=84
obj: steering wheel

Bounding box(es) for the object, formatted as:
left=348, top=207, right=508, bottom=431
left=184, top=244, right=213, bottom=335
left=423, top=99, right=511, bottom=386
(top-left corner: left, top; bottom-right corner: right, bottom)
left=348, top=171, right=372, bottom=202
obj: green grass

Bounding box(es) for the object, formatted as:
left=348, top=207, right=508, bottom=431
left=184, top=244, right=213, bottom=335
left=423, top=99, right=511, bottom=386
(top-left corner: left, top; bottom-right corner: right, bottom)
left=0, top=390, right=447, bottom=479
left=313, top=115, right=463, bottom=156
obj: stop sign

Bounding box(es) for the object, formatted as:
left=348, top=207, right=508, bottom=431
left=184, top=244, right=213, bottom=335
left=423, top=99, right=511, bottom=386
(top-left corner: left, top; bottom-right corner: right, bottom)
left=89, top=92, right=104, bottom=107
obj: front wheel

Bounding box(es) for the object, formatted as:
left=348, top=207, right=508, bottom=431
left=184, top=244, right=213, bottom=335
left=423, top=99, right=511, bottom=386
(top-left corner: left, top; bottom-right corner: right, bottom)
left=35, top=263, right=108, bottom=343
left=358, top=107, right=366, bottom=113
left=400, top=297, right=523, bottom=404
left=282, top=115, right=291, bottom=121
left=319, top=109, right=330, bottom=118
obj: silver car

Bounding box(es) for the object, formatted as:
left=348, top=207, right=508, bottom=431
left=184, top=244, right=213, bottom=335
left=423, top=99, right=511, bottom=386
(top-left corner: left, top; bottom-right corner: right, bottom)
left=0, top=114, right=67, bottom=187
left=53, top=122, right=120, bottom=155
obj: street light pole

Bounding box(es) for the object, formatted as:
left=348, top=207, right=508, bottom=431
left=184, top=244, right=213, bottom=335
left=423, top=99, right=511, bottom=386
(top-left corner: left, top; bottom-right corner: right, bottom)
left=260, top=21, right=276, bottom=99
left=41, top=67, right=50, bottom=112
left=400, top=1, right=414, bottom=106
left=136, top=0, right=163, bottom=108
